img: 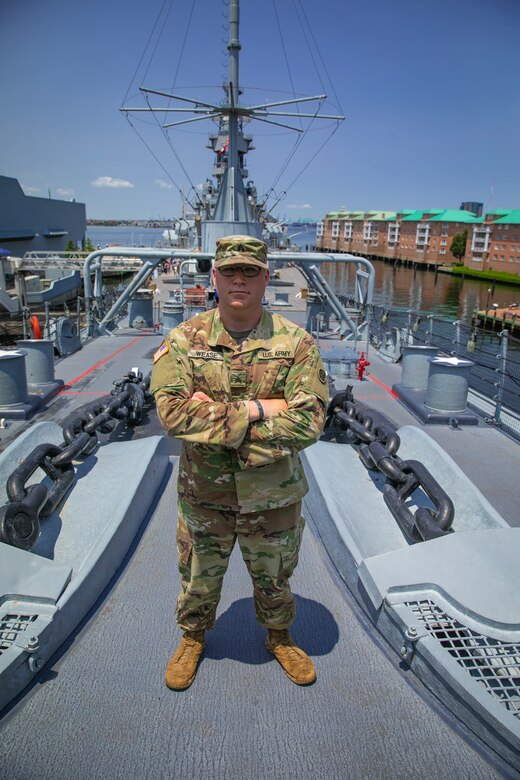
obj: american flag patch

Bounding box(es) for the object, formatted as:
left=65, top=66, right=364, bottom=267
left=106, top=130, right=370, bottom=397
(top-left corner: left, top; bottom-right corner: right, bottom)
left=153, top=341, right=170, bottom=363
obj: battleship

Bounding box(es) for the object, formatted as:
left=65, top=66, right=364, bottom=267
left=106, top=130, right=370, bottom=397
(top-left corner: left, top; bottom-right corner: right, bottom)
left=1, top=1, right=519, bottom=777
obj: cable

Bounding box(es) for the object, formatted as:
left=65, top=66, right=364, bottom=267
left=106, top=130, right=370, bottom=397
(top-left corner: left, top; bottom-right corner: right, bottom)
left=269, top=120, right=341, bottom=213
left=294, top=0, right=345, bottom=115
left=121, top=0, right=174, bottom=105
left=143, top=94, right=206, bottom=210
left=122, top=112, right=195, bottom=209
left=162, top=0, right=197, bottom=124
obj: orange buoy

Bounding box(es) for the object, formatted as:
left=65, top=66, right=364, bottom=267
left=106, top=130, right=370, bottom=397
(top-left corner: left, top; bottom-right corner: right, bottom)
left=30, top=315, right=42, bottom=339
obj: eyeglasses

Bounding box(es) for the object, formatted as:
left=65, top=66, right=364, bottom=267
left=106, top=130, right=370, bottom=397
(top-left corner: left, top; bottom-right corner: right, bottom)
left=217, top=265, right=262, bottom=278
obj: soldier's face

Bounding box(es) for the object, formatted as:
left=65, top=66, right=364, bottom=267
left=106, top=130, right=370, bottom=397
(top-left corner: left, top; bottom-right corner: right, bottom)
left=213, top=265, right=269, bottom=314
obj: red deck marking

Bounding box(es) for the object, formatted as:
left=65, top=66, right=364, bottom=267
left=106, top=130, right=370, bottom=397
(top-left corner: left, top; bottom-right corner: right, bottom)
left=59, top=334, right=147, bottom=392
left=355, top=394, right=393, bottom=399
left=366, top=373, right=398, bottom=398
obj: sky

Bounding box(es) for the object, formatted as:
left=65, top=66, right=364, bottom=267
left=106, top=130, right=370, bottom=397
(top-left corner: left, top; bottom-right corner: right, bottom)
left=1, top=0, right=519, bottom=221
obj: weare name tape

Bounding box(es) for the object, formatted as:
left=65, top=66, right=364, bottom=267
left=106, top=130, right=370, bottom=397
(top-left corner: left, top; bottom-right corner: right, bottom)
left=153, top=341, right=170, bottom=363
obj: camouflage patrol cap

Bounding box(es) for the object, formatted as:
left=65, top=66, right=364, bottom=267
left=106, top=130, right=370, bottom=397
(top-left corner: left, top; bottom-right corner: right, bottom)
left=214, top=235, right=268, bottom=269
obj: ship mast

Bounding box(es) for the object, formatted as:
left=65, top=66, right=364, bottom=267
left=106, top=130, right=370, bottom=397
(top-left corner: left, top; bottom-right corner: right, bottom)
left=121, top=0, right=344, bottom=250
left=210, top=0, right=255, bottom=234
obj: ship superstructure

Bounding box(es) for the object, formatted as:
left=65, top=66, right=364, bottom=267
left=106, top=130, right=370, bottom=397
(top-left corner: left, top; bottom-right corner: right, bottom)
left=121, top=0, right=343, bottom=251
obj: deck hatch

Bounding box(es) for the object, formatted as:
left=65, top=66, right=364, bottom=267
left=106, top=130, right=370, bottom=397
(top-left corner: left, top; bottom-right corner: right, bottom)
left=406, top=599, right=520, bottom=718
left=0, top=613, right=38, bottom=655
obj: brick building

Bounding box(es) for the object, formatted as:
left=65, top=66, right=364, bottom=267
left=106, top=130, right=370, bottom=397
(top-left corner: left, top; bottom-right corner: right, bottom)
left=317, top=207, right=520, bottom=276
left=467, top=210, right=520, bottom=274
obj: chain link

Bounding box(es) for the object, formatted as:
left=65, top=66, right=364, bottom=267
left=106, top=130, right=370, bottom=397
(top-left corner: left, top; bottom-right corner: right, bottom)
left=0, top=370, right=153, bottom=550
left=325, top=385, right=454, bottom=543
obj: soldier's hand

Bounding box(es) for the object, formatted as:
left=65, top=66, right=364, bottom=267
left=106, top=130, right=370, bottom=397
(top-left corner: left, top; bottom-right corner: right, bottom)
left=192, top=391, right=213, bottom=402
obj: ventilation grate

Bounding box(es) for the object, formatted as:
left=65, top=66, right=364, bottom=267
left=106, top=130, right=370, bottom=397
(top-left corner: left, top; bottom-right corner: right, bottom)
left=0, top=613, right=38, bottom=656
left=406, top=599, right=520, bottom=718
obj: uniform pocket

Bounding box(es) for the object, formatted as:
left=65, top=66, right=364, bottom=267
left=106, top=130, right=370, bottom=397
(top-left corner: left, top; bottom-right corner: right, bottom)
left=193, top=359, right=229, bottom=398
left=251, top=359, right=291, bottom=398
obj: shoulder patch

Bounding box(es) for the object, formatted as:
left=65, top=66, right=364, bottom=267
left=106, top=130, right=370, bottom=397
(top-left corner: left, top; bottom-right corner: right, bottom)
left=153, top=341, right=169, bottom=363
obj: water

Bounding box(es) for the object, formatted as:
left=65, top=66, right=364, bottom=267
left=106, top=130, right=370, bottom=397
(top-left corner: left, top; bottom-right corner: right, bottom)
left=86, top=225, right=167, bottom=249
left=87, top=225, right=520, bottom=325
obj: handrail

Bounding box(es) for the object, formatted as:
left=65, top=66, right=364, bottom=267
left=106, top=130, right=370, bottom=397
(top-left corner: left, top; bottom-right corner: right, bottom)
left=82, top=247, right=213, bottom=335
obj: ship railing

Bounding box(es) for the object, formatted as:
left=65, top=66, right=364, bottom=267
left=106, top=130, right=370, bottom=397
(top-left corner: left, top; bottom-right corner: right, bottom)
left=268, top=251, right=375, bottom=348
left=82, top=247, right=213, bottom=336
left=344, top=297, right=520, bottom=442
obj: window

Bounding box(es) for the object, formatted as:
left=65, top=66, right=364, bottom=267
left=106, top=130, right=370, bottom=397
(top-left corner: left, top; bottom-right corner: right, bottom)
left=439, top=249, right=446, bottom=254
left=440, top=239, right=447, bottom=246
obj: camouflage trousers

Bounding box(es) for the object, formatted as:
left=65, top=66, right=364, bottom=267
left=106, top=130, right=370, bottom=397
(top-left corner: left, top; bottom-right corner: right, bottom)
left=176, top=498, right=304, bottom=632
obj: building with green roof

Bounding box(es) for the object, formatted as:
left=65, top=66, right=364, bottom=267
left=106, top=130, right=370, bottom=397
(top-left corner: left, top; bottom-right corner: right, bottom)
left=317, top=205, right=520, bottom=275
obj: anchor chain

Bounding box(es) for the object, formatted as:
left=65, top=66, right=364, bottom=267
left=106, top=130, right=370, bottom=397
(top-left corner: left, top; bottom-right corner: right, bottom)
left=0, top=370, right=153, bottom=550
left=325, top=386, right=454, bottom=543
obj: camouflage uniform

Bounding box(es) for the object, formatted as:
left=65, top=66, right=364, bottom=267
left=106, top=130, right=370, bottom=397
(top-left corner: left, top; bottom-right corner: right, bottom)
left=151, top=306, right=328, bottom=631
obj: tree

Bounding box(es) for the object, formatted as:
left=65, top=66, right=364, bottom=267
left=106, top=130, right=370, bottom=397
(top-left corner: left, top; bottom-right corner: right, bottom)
left=450, top=230, right=468, bottom=263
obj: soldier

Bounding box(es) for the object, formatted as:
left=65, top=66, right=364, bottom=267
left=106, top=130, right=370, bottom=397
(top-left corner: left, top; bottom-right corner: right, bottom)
left=151, top=235, right=328, bottom=690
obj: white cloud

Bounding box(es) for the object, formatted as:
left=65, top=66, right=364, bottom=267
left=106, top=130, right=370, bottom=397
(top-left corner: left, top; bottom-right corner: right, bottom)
left=91, top=176, right=134, bottom=189
left=287, top=203, right=312, bottom=209
left=22, top=184, right=39, bottom=194
left=155, top=179, right=173, bottom=190
left=56, top=187, right=75, bottom=197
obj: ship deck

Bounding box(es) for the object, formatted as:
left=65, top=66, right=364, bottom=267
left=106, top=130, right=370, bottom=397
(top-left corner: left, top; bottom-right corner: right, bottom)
left=0, top=267, right=519, bottom=778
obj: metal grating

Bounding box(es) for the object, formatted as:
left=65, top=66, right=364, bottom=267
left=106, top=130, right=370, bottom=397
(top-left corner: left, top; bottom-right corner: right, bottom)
left=406, top=599, right=520, bottom=718
left=0, top=613, right=38, bottom=656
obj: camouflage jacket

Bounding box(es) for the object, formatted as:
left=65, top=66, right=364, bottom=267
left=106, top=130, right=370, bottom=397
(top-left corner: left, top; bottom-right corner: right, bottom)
left=150, top=308, right=328, bottom=513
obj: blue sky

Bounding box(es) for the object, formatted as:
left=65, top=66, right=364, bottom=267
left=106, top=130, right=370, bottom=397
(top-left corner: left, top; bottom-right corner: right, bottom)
left=1, top=0, right=519, bottom=221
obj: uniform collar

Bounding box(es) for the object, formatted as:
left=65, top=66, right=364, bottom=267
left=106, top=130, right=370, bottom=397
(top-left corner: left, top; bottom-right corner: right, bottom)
left=208, top=308, right=274, bottom=349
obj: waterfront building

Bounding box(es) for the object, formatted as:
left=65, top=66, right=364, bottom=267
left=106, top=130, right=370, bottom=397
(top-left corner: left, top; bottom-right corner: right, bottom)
left=317, top=208, right=480, bottom=268
left=318, top=206, right=520, bottom=277
left=0, top=176, right=86, bottom=257
left=467, top=209, right=520, bottom=274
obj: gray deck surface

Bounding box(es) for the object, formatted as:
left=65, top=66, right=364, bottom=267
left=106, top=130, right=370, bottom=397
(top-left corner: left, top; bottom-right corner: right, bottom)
left=312, top=333, right=520, bottom=528
left=0, top=459, right=511, bottom=779
left=1, top=276, right=519, bottom=777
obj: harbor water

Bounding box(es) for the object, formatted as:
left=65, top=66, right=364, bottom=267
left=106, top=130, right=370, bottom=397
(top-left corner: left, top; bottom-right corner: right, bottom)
left=87, top=225, right=520, bottom=326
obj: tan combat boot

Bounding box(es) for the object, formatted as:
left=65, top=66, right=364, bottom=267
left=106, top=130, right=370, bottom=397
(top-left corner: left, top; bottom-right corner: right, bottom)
left=265, top=629, right=316, bottom=685
left=165, top=630, right=205, bottom=690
